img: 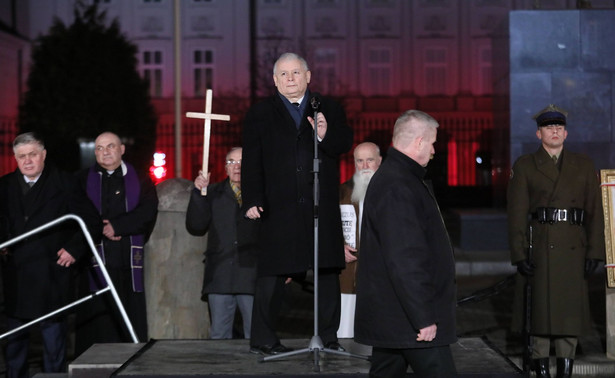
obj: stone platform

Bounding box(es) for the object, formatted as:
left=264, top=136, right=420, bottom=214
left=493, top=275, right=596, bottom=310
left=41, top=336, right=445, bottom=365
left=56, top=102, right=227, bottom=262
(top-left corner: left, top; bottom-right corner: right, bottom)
left=446, top=208, right=508, bottom=251
left=69, top=337, right=521, bottom=377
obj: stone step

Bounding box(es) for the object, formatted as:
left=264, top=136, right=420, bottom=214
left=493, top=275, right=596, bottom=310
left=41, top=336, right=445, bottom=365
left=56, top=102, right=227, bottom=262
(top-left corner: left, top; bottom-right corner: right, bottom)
left=69, top=343, right=145, bottom=378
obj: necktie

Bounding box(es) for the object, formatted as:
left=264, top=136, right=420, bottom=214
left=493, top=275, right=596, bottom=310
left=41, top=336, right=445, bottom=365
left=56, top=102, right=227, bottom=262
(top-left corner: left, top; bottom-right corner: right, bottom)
left=291, top=102, right=302, bottom=129
left=28, top=181, right=35, bottom=188
left=552, top=155, right=557, bottom=164
left=230, top=182, right=242, bottom=206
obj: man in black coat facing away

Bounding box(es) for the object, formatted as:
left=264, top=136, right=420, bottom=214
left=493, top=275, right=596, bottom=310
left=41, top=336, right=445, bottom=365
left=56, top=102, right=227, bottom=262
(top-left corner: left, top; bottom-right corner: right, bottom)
left=0, top=132, right=101, bottom=378
left=242, top=52, right=353, bottom=355
left=355, top=110, right=457, bottom=377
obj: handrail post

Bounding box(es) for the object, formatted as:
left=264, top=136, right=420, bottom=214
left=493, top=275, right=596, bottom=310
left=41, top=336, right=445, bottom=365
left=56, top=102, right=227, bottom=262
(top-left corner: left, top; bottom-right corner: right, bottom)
left=0, top=214, right=139, bottom=343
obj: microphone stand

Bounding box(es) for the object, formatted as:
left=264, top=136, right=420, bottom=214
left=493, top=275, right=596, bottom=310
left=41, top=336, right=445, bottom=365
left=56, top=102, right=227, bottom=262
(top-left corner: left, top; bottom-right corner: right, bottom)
left=260, top=96, right=369, bottom=371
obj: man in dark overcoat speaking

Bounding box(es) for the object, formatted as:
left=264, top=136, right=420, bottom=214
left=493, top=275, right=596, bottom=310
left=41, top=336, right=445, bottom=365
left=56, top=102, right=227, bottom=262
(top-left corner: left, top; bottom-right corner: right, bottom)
left=507, top=104, right=605, bottom=378
left=242, top=52, right=353, bottom=355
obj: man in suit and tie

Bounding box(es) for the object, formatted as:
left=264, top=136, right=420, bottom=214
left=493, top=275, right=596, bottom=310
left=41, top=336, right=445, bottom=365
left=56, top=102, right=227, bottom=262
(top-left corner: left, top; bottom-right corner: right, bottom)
left=0, top=132, right=100, bottom=378
left=242, top=52, right=353, bottom=355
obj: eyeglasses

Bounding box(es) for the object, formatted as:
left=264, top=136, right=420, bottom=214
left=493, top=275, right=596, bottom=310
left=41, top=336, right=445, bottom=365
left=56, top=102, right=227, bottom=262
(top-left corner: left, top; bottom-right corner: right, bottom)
left=226, top=160, right=241, bottom=165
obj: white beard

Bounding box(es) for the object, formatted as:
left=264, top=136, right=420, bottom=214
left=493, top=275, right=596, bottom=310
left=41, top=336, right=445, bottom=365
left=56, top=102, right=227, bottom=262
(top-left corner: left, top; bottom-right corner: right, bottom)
left=351, top=169, right=375, bottom=203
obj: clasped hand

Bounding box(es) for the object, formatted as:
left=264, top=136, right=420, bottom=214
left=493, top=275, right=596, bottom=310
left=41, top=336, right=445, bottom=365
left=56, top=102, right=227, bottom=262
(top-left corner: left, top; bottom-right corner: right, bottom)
left=308, top=113, right=328, bottom=140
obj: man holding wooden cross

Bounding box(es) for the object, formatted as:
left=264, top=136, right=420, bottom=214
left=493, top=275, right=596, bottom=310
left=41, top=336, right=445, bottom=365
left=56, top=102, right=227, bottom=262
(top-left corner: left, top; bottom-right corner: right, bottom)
left=186, top=147, right=259, bottom=340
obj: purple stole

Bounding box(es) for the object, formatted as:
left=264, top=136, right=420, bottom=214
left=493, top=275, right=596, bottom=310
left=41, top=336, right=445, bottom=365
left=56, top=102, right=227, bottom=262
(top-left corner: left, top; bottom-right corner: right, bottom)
left=86, top=162, right=145, bottom=292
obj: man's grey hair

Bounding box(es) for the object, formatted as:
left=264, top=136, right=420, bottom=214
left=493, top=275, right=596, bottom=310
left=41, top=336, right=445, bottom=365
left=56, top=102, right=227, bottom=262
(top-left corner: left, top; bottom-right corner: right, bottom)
left=392, top=110, right=439, bottom=148
left=13, top=132, right=45, bottom=153
left=273, top=52, right=310, bottom=75
left=226, top=146, right=242, bottom=160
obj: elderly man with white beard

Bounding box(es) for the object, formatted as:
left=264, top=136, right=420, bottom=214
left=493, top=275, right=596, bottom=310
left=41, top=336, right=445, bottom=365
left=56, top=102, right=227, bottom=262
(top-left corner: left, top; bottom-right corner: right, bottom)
left=337, top=142, right=382, bottom=338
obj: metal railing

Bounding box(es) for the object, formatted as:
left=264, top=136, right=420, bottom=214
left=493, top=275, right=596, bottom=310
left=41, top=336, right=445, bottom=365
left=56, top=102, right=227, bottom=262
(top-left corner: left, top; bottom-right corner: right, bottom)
left=0, top=214, right=139, bottom=343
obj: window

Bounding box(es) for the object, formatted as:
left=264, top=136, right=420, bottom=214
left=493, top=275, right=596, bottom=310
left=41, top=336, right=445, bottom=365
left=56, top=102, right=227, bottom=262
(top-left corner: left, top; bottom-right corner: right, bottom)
left=142, top=50, right=163, bottom=98
left=367, top=48, right=392, bottom=95
left=194, top=49, right=214, bottom=97
left=424, top=47, right=447, bottom=95
left=477, top=45, right=492, bottom=95
left=313, top=49, right=338, bottom=95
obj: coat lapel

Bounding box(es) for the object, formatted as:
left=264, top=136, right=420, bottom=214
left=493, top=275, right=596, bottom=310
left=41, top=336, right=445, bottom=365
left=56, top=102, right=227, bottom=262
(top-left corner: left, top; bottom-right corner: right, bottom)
left=552, top=149, right=576, bottom=200
left=12, top=167, right=61, bottom=230
left=271, top=93, right=314, bottom=136
left=6, top=174, right=27, bottom=231
left=533, top=147, right=559, bottom=184
left=272, top=95, right=301, bottom=134
left=299, top=107, right=312, bottom=135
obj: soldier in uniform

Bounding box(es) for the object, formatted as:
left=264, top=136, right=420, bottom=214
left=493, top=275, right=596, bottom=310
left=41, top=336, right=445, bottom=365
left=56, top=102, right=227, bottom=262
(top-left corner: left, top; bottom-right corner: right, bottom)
left=507, top=104, right=605, bottom=378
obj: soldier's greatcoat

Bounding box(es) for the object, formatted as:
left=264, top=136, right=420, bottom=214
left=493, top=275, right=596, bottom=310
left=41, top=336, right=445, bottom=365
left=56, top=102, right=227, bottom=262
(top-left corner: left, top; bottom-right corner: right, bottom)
left=507, top=146, right=605, bottom=335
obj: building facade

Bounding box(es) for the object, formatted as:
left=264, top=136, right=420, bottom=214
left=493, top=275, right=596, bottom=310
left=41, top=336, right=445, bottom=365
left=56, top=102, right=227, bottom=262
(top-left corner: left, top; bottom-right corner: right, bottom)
left=1, top=0, right=614, bottom=206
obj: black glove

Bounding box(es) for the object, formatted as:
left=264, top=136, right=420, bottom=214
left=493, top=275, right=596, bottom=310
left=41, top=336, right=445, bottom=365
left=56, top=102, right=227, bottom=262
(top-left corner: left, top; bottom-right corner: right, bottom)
left=516, top=260, right=535, bottom=277
left=584, top=259, right=601, bottom=278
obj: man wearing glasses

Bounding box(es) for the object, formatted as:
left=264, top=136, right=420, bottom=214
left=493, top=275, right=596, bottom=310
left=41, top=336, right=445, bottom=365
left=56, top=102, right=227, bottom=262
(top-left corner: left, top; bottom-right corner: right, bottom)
left=0, top=132, right=100, bottom=377
left=186, top=147, right=259, bottom=339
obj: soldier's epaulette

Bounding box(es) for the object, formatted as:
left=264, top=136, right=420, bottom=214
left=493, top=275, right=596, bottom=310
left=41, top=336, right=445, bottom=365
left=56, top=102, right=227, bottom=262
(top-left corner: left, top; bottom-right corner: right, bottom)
left=514, top=154, right=533, bottom=165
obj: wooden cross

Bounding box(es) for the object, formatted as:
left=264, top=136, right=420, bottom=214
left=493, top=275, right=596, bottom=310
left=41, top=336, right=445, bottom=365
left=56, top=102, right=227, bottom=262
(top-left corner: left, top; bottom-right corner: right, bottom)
left=186, top=89, right=231, bottom=196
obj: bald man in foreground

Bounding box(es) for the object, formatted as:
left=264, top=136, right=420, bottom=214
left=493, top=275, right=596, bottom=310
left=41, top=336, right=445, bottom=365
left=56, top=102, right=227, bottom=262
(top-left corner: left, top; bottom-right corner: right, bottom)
left=355, top=110, right=457, bottom=377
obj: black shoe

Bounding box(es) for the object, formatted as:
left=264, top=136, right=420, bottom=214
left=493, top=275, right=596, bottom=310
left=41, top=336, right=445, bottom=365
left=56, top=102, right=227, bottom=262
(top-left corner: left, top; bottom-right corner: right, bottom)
left=556, top=358, right=573, bottom=378
left=249, top=343, right=293, bottom=355
left=533, top=358, right=551, bottom=378
left=324, top=341, right=346, bottom=352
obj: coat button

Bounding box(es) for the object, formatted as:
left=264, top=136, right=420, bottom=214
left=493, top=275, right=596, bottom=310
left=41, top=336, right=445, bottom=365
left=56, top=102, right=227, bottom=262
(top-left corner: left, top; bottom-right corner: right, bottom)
left=297, top=166, right=303, bottom=172
left=299, top=197, right=305, bottom=203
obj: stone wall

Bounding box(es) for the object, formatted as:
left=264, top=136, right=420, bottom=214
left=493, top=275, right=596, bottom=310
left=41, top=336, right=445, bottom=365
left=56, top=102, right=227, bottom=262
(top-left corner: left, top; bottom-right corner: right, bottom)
left=509, top=10, right=615, bottom=170
left=510, top=10, right=615, bottom=359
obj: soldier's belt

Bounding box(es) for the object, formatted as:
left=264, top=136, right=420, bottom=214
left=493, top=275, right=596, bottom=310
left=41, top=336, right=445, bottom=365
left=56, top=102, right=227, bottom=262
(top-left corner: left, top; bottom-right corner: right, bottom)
left=531, top=207, right=585, bottom=225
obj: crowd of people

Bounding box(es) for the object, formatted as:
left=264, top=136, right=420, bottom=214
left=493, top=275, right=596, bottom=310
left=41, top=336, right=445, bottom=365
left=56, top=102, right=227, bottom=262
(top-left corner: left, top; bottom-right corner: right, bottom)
left=0, top=52, right=605, bottom=378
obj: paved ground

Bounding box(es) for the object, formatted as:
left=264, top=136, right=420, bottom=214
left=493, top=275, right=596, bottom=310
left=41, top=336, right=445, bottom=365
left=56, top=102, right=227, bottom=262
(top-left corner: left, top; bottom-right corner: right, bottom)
left=273, top=249, right=612, bottom=377
left=2, top=248, right=613, bottom=377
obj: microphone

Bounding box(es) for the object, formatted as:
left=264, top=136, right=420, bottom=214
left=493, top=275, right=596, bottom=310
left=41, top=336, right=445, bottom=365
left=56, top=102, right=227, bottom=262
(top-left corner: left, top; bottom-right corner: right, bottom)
left=310, top=93, right=321, bottom=111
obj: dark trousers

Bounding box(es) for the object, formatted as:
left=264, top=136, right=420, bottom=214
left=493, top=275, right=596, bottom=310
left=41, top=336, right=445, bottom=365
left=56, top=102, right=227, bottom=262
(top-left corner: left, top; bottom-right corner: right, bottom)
left=370, top=345, right=457, bottom=378
left=75, top=267, right=148, bottom=357
left=250, top=269, right=341, bottom=347
left=4, top=317, right=67, bottom=378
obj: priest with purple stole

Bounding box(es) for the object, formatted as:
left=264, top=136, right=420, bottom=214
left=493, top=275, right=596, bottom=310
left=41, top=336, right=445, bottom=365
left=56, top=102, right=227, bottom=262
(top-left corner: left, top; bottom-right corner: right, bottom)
left=75, top=131, right=158, bottom=356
